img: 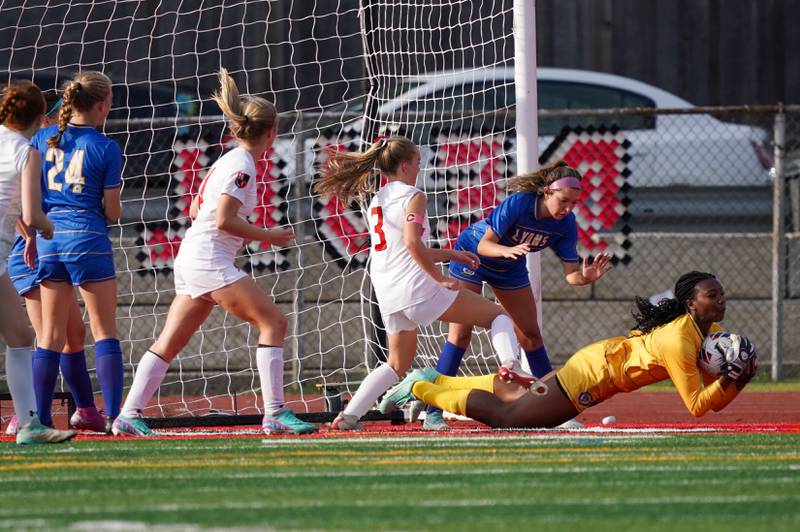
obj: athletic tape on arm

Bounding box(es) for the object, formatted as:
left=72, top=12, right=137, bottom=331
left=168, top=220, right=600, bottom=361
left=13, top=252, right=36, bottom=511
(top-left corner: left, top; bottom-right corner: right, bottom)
left=405, top=212, right=425, bottom=225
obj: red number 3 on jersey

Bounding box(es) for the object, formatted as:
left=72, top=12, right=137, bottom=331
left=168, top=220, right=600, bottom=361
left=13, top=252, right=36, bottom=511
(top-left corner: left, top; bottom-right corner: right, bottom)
left=370, top=207, right=387, bottom=251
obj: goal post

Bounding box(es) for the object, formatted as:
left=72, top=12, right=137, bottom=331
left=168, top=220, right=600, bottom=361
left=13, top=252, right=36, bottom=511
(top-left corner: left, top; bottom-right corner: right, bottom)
left=513, top=0, right=544, bottom=371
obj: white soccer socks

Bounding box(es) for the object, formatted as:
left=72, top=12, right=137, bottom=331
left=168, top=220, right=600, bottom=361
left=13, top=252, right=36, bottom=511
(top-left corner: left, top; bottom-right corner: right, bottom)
left=490, top=314, right=520, bottom=367
left=120, top=351, right=170, bottom=418
left=257, top=346, right=286, bottom=416
left=342, top=363, right=400, bottom=419
left=5, top=346, right=37, bottom=425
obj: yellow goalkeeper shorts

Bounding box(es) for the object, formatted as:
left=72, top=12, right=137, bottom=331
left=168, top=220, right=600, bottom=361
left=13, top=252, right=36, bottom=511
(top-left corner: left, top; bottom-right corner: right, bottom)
left=555, top=340, right=620, bottom=412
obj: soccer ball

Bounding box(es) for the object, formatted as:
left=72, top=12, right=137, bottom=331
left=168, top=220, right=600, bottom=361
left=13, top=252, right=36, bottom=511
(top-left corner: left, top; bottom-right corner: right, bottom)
left=698, top=331, right=757, bottom=377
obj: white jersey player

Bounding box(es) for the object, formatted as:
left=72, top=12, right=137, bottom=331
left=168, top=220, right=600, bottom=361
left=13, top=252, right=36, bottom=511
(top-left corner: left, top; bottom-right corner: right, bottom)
left=173, top=146, right=258, bottom=298
left=112, top=68, right=317, bottom=437
left=315, top=136, right=543, bottom=430
left=0, top=81, right=75, bottom=444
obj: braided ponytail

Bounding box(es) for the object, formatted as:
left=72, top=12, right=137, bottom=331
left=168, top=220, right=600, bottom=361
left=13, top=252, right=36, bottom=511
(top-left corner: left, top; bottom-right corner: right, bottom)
left=0, top=92, right=19, bottom=126
left=48, top=81, right=77, bottom=148
left=631, top=271, right=717, bottom=333
left=48, top=72, right=112, bottom=148
left=0, top=81, right=45, bottom=130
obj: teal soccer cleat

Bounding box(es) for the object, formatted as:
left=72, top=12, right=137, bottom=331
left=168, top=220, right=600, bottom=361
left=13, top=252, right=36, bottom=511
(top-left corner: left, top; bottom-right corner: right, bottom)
left=16, top=419, right=76, bottom=445
left=262, top=409, right=318, bottom=435
left=379, top=368, right=439, bottom=414
left=111, top=415, right=153, bottom=437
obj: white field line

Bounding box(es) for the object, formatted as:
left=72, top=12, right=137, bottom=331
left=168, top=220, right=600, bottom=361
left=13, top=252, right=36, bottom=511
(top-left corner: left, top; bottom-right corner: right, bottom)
left=0, top=521, right=273, bottom=532
left=0, top=435, right=668, bottom=457
left=42, top=426, right=724, bottom=439
left=153, top=426, right=724, bottom=438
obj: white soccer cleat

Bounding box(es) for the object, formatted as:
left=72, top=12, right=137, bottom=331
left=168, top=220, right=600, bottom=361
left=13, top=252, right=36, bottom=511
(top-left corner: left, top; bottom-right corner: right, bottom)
left=407, top=400, right=425, bottom=422
left=5, top=415, right=18, bottom=435
left=330, top=412, right=361, bottom=431
left=557, top=418, right=584, bottom=430
left=422, top=410, right=450, bottom=431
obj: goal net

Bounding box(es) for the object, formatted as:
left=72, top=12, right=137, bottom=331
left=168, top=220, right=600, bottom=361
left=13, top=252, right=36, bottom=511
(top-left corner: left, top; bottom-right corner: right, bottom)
left=1, top=0, right=629, bottom=422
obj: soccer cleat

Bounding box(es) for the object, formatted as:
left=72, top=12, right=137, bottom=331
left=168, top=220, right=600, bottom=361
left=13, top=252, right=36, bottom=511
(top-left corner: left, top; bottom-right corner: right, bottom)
left=5, top=415, right=18, bottom=435
left=70, top=407, right=106, bottom=432
left=408, top=400, right=425, bottom=422
left=422, top=409, right=450, bottom=431
left=330, top=412, right=361, bottom=431
left=16, top=419, right=76, bottom=445
left=379, top=368, right=439, bottom=414
left=557, top=418, right=585, bottom=430
left=497, top=360, right=548, bottom=395
left=111, top=415, right=153, bottom=437
left=262, top=409, right=318, bottom=435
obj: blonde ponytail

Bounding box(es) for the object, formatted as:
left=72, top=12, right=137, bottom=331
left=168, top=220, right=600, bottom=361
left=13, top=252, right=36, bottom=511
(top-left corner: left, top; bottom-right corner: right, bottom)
left=212, top=68, right=276, bottom=142
left=314, top=136, right=417, bottom=204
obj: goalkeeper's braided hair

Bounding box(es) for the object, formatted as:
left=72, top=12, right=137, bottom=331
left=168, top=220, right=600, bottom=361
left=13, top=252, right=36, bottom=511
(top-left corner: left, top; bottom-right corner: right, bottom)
left=631, top=271, right=716, bottom=333
left=314, top=135, right=417, bottom=204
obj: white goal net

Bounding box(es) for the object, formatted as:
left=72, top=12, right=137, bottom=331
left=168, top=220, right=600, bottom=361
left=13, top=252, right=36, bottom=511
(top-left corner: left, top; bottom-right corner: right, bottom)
left=1, top=0, right=629, bottom=420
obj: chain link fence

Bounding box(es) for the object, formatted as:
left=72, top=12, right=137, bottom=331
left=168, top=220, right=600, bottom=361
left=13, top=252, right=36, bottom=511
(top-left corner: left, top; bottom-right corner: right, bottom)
left=2, top=105, right=797, bottom=406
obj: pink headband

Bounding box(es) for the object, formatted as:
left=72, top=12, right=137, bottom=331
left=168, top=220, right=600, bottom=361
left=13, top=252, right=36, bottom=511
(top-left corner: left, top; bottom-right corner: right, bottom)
left=548, top=177, right=581, bottom=190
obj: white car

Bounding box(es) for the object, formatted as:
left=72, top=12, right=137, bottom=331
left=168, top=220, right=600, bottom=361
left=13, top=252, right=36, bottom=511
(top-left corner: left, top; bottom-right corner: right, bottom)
left=365, top=67, right=772, bottom=187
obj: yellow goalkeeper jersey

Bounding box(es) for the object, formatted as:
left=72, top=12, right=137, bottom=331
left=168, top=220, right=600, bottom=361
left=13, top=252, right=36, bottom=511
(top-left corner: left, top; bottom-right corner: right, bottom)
left=556, top=313, right=741, bottom=415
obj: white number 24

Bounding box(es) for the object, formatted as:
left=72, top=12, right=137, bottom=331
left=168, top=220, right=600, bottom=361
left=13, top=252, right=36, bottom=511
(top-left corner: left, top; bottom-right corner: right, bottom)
left=45, top=148, right=85, bottom=193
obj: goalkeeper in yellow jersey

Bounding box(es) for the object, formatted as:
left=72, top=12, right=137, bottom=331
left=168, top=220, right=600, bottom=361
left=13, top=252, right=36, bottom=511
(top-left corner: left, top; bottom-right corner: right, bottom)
left=380, top=271, right=757, bottom=428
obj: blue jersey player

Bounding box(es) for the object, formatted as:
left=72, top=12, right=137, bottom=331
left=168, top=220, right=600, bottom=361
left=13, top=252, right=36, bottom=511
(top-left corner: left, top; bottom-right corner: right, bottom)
left=30, top=71, right=123, bottom=433
left=4, top=89, right=105, bottom=435
left=425, top=160, right=613, bottom=430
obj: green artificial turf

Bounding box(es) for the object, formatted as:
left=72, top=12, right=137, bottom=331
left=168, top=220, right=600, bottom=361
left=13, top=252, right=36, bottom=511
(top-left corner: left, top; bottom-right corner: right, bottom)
left=1, top=431, right=798, bottom=531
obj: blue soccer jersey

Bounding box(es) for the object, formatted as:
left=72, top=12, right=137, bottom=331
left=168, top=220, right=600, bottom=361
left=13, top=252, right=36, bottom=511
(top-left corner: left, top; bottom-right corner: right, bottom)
left=479, top=192, right=579, bottom=268
left=449, top=192, right=580, bottom=289
left=30, top=124, right=121, bottom=266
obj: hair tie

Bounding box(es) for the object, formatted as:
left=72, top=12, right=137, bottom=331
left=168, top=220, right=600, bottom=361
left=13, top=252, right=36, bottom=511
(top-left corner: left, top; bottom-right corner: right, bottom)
left=378, top=137, right=389, bottom=150
left=74, top=82, right=82, bottom=91
left=46, top=97, right=63, bottom=117
left=243, top=115, right=250, bottom=124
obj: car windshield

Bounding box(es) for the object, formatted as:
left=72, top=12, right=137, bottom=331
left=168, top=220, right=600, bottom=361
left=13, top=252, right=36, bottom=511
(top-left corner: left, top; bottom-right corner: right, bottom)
left=384, top=77, right=658, bottom=134
left=323, top=80, right=424, bottom=117
left=538, top=80, right=656, bottom=134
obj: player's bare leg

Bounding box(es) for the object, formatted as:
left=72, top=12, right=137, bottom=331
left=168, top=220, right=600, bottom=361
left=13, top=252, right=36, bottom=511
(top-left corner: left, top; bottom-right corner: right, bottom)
left=113, top=295, right=214, bottom=437
left=212, top=277, right=316, bottom=434
left=464, top=374, right=578, bottom=428
left=149, top=295, right=215, bottom=362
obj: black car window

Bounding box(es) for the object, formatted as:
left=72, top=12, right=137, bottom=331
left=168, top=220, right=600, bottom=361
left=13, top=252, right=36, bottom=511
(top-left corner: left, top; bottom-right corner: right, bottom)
left=538, top=80, right=656, bottom=135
